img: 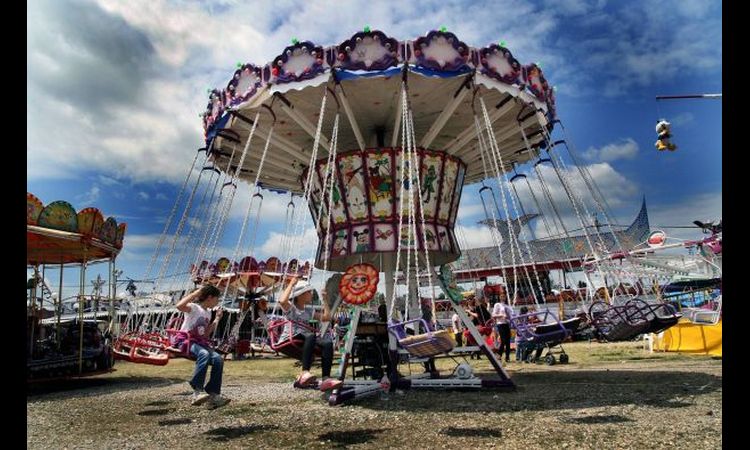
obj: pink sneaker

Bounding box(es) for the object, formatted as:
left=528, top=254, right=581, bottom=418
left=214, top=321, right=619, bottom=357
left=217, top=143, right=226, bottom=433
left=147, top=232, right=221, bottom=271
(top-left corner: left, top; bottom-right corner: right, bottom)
left=295, top=372, right=317, bottom=388
left=319, top=378, right=343, bottom=392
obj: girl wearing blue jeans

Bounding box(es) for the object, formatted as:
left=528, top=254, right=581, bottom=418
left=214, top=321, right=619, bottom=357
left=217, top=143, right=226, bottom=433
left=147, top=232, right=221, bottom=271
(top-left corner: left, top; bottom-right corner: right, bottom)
left=176, top=285, right=231, bottom=409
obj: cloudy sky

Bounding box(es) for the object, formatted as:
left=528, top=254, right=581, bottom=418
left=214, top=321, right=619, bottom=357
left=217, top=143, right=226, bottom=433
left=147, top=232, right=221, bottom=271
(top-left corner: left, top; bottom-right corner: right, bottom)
left=27, top=0, right=721, bottom=298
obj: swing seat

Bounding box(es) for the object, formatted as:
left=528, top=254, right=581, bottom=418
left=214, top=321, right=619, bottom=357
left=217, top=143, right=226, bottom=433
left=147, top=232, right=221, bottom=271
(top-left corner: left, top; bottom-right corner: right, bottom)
left=389, top=319, right=456, bottom=358
left=588, top=301, right=651, bottom=341
left=625, top=299, right=682, bottom=334
left=112, top=333, right=170, bottom=366
left=165, top=329, right=196, bottom=360
left=266, top=319, right=321, bottom=360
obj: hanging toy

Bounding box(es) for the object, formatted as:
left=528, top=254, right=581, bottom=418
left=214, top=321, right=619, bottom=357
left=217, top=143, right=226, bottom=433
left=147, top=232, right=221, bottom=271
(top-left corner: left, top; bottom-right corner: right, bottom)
left=655, top=119, right=677, bottom=151
left=339, top=263, right=379, bottom=305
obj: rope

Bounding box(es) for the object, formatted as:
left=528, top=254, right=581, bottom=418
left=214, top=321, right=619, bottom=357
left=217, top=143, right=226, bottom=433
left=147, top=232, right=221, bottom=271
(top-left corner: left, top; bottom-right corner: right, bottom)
left=153, top=143, right=215, bottom=293
left=144, top=148, right=205, bottom=280
left=388, top=83, right=409, bottom=322
left=321, top=114, right=340, bottom=274
left=479, top=98, right=543, bottom=305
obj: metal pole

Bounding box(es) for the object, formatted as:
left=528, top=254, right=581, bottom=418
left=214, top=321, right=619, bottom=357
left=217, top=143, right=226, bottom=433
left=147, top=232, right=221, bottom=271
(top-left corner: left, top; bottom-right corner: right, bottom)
left=29, top=266, right=39, bottom=358
left=109, top=259, right=115, bottom=335
left=57, top=263, right=63, bottom=351
left=79, top=253, right=87, bottom=375
left=655, top=94, right=722, bottom=100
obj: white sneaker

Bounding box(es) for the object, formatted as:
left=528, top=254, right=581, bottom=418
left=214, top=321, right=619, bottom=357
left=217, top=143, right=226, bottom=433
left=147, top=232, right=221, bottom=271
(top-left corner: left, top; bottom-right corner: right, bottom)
left=191, top=392, right=211, bottom=406
left=206, top=394, right=231, bottom=409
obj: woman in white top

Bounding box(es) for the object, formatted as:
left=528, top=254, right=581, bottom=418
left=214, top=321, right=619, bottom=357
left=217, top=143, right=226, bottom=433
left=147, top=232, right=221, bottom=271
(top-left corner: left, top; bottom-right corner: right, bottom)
left=491, top=298, right=514, bottom=363
left=451, top=312, right=463, bottom=346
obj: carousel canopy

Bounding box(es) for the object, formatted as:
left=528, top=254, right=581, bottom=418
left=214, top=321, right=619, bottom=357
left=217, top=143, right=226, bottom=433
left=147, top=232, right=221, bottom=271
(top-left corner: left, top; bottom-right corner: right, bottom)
left=203, top=29, right=555, bottom=194
left=191, top=256, right=312, bottom=291
left=26, top=192, right=126, bottom=265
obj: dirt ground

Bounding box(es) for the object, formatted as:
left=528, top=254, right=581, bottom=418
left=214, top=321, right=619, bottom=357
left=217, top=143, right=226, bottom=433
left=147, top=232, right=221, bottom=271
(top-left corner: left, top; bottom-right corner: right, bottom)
left=27, top=341, right=721, bottom=449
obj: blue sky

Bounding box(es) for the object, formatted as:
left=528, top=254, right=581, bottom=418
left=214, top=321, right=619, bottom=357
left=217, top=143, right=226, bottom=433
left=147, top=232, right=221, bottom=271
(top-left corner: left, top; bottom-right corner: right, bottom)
left=27, top=0, right=722, bottom=298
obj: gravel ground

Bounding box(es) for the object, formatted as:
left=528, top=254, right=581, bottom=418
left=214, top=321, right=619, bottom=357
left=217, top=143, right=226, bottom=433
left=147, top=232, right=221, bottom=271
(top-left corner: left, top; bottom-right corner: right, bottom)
left=27, top=342, right=721, bottom=449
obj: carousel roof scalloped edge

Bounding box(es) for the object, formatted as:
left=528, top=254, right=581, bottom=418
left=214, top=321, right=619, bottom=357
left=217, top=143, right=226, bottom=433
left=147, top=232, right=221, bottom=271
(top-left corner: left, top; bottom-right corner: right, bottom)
left=26, top=192, right=126, bottom=248
left=202, top=28, right=556, bottom=139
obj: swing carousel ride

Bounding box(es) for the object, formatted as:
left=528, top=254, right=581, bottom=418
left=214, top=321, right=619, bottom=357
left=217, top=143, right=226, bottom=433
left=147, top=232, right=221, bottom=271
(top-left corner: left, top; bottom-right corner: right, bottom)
left=120, top=27, right=706, bottom=403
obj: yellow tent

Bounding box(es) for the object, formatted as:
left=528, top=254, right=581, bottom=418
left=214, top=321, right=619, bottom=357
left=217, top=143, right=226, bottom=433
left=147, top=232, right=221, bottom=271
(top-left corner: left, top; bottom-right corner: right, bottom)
left=652, top=317, right=722, bottom=357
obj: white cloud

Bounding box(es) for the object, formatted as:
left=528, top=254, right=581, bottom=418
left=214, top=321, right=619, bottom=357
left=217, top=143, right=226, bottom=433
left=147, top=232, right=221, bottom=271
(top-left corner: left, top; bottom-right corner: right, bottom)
left=138, top=191, right=150, bottom=200
left=583, top=138, right=639, bottom=162
left=77, top=185, right=101, bottom=205
left=647, top=192, right=722, bottom=241
left=259, top=227, right=318, bottom=262
left=455, top=223, right=498, bottom=249
left=668, top=112, right=695, bottom=127
left=457, top=202, right=487, bottom=221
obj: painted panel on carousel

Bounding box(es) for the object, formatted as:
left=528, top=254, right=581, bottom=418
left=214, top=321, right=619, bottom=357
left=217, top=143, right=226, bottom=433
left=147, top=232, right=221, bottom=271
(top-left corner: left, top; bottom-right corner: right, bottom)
left=238, top=256, right=259, bottom=272
left=448, top=163, right=466, bottom=224
left=373, top=224, right=396, bottom=252
left=26, top=193, right=44, bottom=225
left=336, top=29, right=400, bottom=71
left=216, top=257, right=231, bottom=274
left=226, top=64, right=263, bottom=106
left=265, top=256, right=281, bottom=273
left=438, top=158, right=459, bottom=223
left=423, top=224, right=440, bottom=251
left=286, top=258, right=300, bottom=274
left=37, top=201, right=78, bottom=233
left=523, top=63, right=550, bottom=102
left=412, top=30, right=471, bottom=72
left=115, top=223, right=127, bottom=248
left=478, top=44, right=522, bottom=85
left=324, top=158, right=348, bottom=226
left=202, top=89, right=225, bottom=134
left=100, top=217, right=118, bottom=244
left=398, top=224, right=417, bottom=250
left=301, top=261, right=311, bottom=277
left=330, top=229, right=349, bottom=258
left=420, top=151, right=442, bottom=220
left=394, top=150, right=415, bottom=220
left=365, top=149, right=395, bottom=220
left=437, top=225, right=452, bottom=253
left=338, top=152, right=368, bottom=223
left=350, top=225, right=372, bottom=254
left=77, top=207, right=104, bottom=236
left=271, top=40, right=326, bottom=84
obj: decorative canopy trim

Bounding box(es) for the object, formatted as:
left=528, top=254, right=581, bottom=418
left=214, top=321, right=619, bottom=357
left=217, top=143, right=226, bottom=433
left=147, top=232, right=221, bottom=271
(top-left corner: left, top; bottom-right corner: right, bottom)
left=202, top=29, right=556, bottom=138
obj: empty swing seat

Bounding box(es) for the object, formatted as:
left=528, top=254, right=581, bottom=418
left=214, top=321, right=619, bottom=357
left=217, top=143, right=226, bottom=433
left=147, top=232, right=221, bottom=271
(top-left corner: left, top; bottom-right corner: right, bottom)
left=113, top=332, right=170, bottom=366
left=626, top=299, right=682, bottom=334
left=389, top=319, right=456, bottom=358
left=588, top=301, right=651, bottom=341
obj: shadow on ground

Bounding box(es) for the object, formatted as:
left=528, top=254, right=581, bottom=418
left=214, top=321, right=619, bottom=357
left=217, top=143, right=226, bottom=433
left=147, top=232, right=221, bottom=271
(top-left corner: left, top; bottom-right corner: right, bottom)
left=27, top=376, right=185, bottom=397
left=440, top=426, right=502, bottom=438
left=204, top=424, right=279, bottom=442
left=561, top=414, right=634, bottom=424
left=356, top=370, right=720, bottom=412
left=317, top=429, right=384, bottom=448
